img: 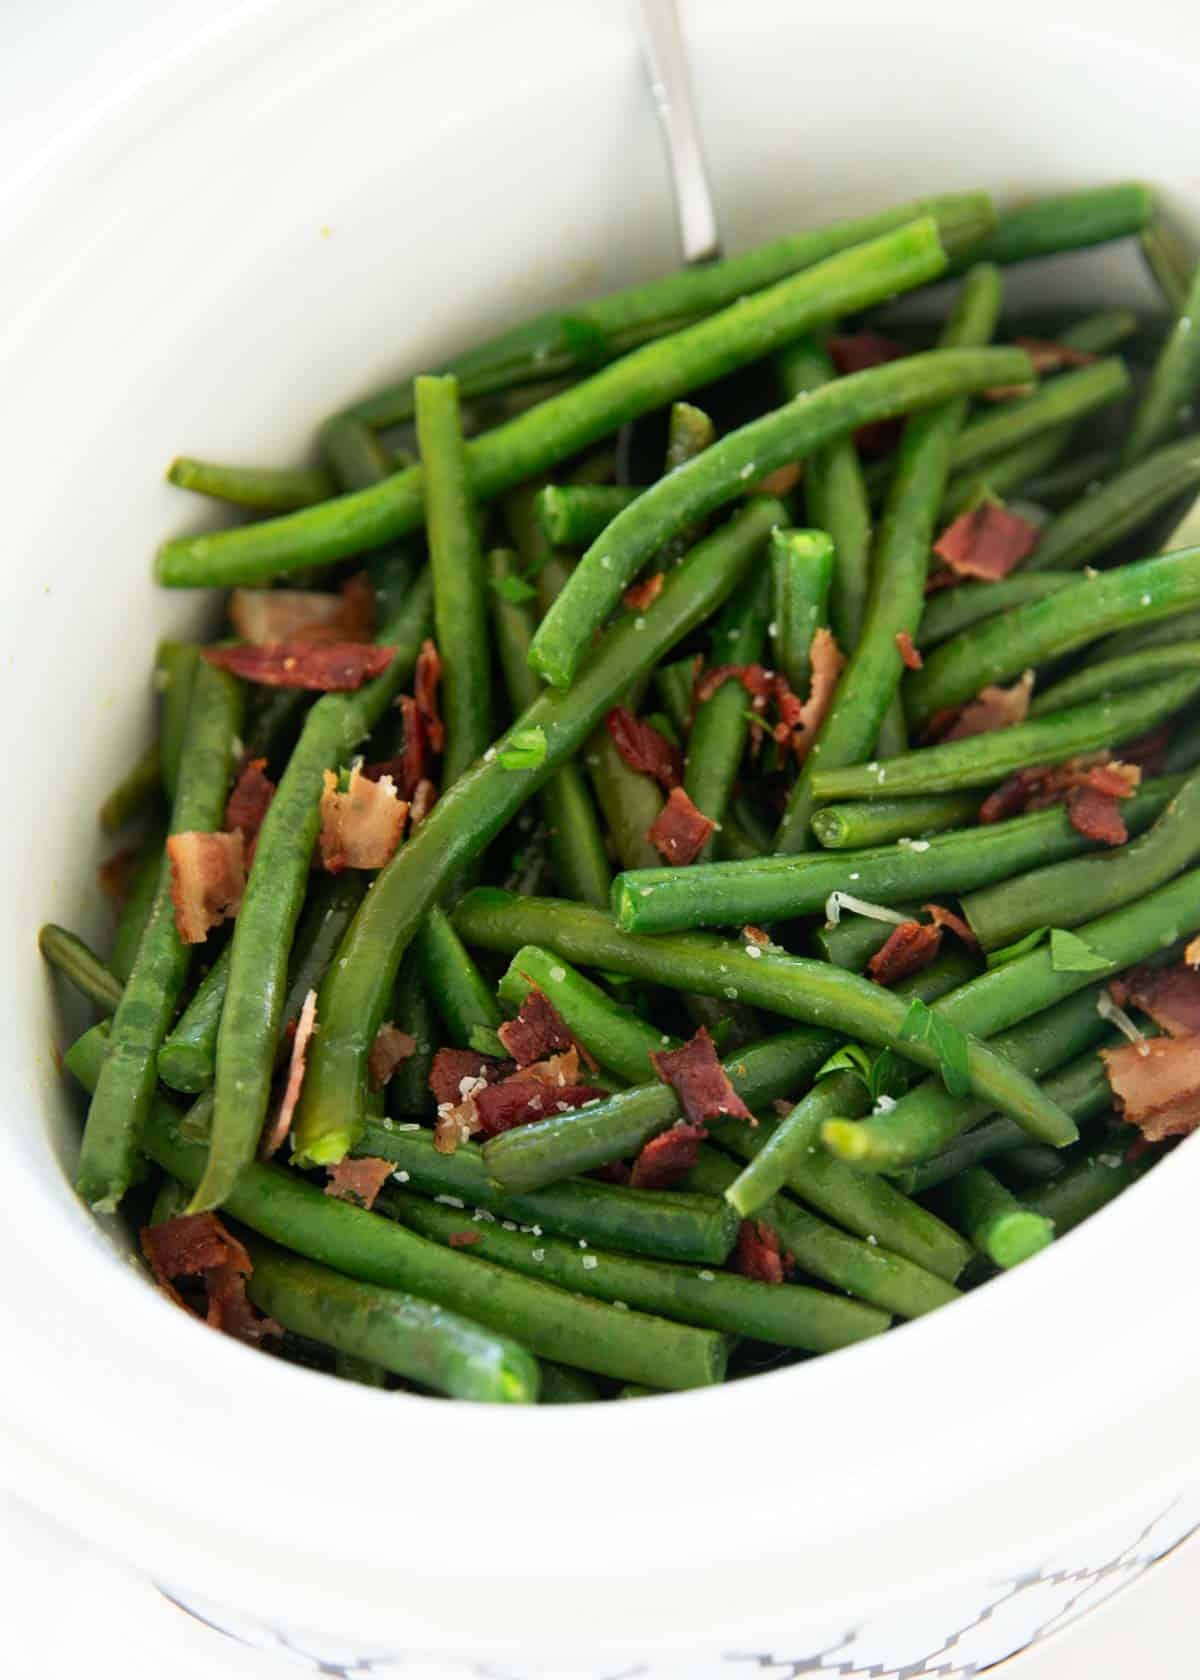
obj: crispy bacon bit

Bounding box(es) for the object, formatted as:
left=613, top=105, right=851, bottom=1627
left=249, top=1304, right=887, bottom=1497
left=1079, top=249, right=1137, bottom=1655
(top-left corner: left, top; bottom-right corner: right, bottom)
left=733, top=1219, right=791, bottom=1284
left=924, top=902, right=980, bottom=949
left=606, top=707, right=683, bottom=790
left=519, top=1047, right=582, bottom=1086
left=324, top=1156, right=394, bottom=1210
left=498, top=987, right=595, bottom=1069
left=260, top=988, right=317, bottom=1158
left=867, top=919, right=943, bottom=986
left=409, top=778, right=437, bottom=828
left=318, top=767, right=408, bottom=872
left=742, top=925, right=771, bottom=947
left=1110, top=964, right=1200, bottom=1039
left=448, top=1230, right=481, bottom=1247
left=794, top=629, right=846, bottom=762
left=978, top=752, right=1139, bottom=824
left=429, top=1048, right=511, bottom=1106
left=365, top=695, right=428, bottom=800
left=932, top=503, right=1041, bottom=583
left=140, top=1212, right=277, bottom=1346
left=938, top=671, right=1036, bottom=745
left=895, top=630, right=923, bottom=671
left=828, top=331, right=907, bottom=455
left=434, top=1099, right=482, bottom=1155
left=414, top=639, right=445, bottom=753
left=202, top=642, right=394, bottom=691
left=1067, top=785, right=1128, bottom=846
left=1187, top=934, right=1200, bottom=969
left=167, top=830, right=246, bottom=944
left=648, top=786, right=716, bottom=866
left=752, top=461, right=804, bottom=498
left=98, top=847, right=138, bottom=909
left=229, top=574, right=375, bottom=646
left=1102, top=1036, right=1200, bottom=1141
left=474, top=1078, right=606, bottom=1138
left=650, top=1026, right=753, bottom=1126
left=224, top=757, right=275, bottom=862
left=629, top=1122, right=707, bottom=1189
left=1015, top=337, right=1099, bottom=374
left=368, top=1023, right=417, bottom=1090
left=624, top=572, right=665, bottom=611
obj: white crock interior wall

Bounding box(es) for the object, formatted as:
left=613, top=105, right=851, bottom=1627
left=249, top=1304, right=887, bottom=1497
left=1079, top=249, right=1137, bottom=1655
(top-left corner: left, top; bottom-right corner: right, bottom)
left=0, top=0, right=1198, bottom=1659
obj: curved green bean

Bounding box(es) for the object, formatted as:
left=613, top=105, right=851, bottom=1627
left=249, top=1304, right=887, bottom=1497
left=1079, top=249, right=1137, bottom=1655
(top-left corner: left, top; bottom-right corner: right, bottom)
left=39, top=925, right=124, bottom=1015
left=166, top=457, right=334, bottom=511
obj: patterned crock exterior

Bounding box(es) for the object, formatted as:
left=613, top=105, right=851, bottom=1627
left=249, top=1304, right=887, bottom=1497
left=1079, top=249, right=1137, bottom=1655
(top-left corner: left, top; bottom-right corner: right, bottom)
left=160, top=1490, right=1198, bottom=1679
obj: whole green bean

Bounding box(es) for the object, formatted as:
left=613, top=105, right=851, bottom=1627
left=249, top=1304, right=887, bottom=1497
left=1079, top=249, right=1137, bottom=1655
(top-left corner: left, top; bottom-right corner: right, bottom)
left=160, top=219, right=952, bottom=588
left=497, top=945, right=669, bottom=1086
left=38, top=925, right=124, bottom=1015
left=531, top=342, right=1031, bottom=689
left=193, top=574, right=434, bottom=1211
left=815, top=675, right=1200, bottom=801
left=773, top=268, right=1005, bottom=851
left=685, top=569, right=771, bottom=861
left=610, top=774, right=1181, bottom=933
left=1121, top=263, right=1200, bottom=466
left=535, top=484, right=640, bottom=548
left=358, top=1125, right=738, bottom=1265
left=166, top=457, right=334, bottom=511
left=1021, top=1150, right=1148, bottom=1234
left=413, top=910, right=502, bottom=1046
left=78, top=661, right=243, bottom=1211
left=916, top=574, right=1075, bottom=651
left=934, top=1167, right=1054, bottom=1268
left=244, top=1235, right=539, bottom=1403
left=290, top=498, right=785, bottom=1169
left=157, top=642, right=199, bottom=805
left=395, top=1189, right=888, bottom=1353
left=1031, top=642, right=1200, bottom=717
left=1023, top=434, right=1200, bottom=572
left=949, top=183, right=1154, bottom=270
left=769, top=528, right=834, bottom=696
left=99, top=741, right=162, bottom=833
left=452, top=891, right=1076, bottom=1145
left=109, top=825, right=166, bottom=983
left=810, top=791, right=981, bottom=848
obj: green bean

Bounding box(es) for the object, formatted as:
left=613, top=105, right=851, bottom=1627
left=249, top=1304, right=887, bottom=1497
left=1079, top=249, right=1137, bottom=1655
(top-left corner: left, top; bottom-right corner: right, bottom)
left=532, top=344, right=1031, bottom=690
left=772, top=268, right=1005, bottom=851
left=68, top=1028, right=716, bottom=1395
left=685, top=569, right=771, bottom=862
left=907, top=548, right=1200, bottom=724
left=166, top=457, right=334, bottom=511
left=290, top=498, right=785, bottom=1167
left=653, top=656, right=697, bottom=737
left=488, top=546, right=610, bottom=907
left=687, top=1148, right=959, bottom=1319
left=538, top=1361, right=601, bottom=1404
left=1023, top=446, right=1114, bottom=506
left=945, top=358, right=1131, bottom=475
left=777, top=339, right=874, bottom=649
left=244, top=1235, right=539, bottom=1403
left=318, top=415, right=394, bottom=491
left=1021, top=1150, right=1148, bottom=1234
left=160, top=220, right=953, bottom=589
left=415, top=376, right=493, bottom=784
left=497, top=945, right=668, bottom=1086
left=1031, top=642, right=1200, bottom=716
left=940, top=426, right=1072, bottom=519
left=395, top=1189, right=888, bottom=1354
left=1140, top=222, right=1192, bottom=314
left=1100, top=604, right=1200, bottom=660
left=934, top=1167, right=1054, bottom=1268
left=385, top=950, right=436, bottom=1118
left=1121, top=263, right=1200, bottom=466
left=109, top=825, right=166, bottom=983
left=157, top=642, right=199, bottom=804
left=77, top=662, right=243, bottom=1211
left=359, top=1125, right=738, bottom=1265
left=340, top=193, right=993, bottom=430
left=610, top=773, right=1181, bottom=933
left=822, top=867, right=1200, bottom=1167
left=38, top=925, right=124, bottom=1015
left=413, top=910, right=502, bottom=1046
left=148, top=1173, right=190, bottom=1226
left=1023, top=434, right=1200, bottom=571
left=815, top=675, right=1200, bottom=801
left=811, top=905, right=921, bottom=972
left=157, top=945, right=231, bottom=1092
left=810, top=791, right=981, bottom=848
left=193, top=575, right=434, bottom=1211
left=586, top=715, right=664, bottom=871
left=769, top=528, right=834, bottom=695
left=535, top=484, right=640, bottom=548
left=1055, top=309, right=1143, bottom=355
left=481, top=1019, right=832, bottom=1194
left=917, top=573, right=1075, bottom=650
left=452, top=891, right=1075, bottom=1145
left=99, top=741, right=162, bottom=833
left=962, top=767, right=1200, bottom=950
left=949, top=183, right=1154, bottom=270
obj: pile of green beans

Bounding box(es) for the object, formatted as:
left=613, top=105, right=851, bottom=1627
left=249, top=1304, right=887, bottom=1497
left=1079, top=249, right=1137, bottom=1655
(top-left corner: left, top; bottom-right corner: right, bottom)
left=45, top=180, right=1194, bottom=1405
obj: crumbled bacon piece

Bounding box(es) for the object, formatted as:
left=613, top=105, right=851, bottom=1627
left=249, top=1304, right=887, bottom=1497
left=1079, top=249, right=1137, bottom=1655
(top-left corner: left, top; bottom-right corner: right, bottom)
left=414, top=639, right=444, bottom=754
left=895, top=630, right=923, bottom=671
left=1109, top=964, right=1200, bottom=1039
left=828, top=331, right=907, bottom=455
left=1102, top=1036, right=1200, bottom=1141
left=260, top=988, right=317, bottom=1158
left=925, top=902, right=980, bottom=949
left=751, top=462, right=803, bottom=498
left=650, top=1026, right=753, bottom=1126
left=224, top=757, right=275, bottom=862
left=167, top=830, right=245, bottom=944
left=448, top=1230, right=480, bottom=1247
left=429, top=1048, right=511, bottom=1106
left=932, top=503, right=1041, bottom=583
left=140, top=1212, right=278, bottom=1346
left=318, top=767, right=408, bottom=871
left=518, top=1047, right=582, bottom=1086
left=1014, top=337, right=1099, bottom=374
left=498, top=987, right=594, bottom=1070
left=629, top=1122, right=706, bottom=1189
left=98, top=847, right=138, bottom=908
left=694, top=662, right=770, bottom=710
left=978, top=753, right=1139, bottom=824
left=229, top=574, right=375, bottom=645
left=793, top=629, right=845, bottom=761
left=474, top=1078, right=606, bottom=1138
left=624, top=572, right=665, bottom=611
left=368, top=1023, right=417, bottom=1090
left=434, top=1099, right=482, bottom=1155
left=732, top=1219, right=792, bottom=1284
left=867, top=919, right=943, bottom=986
left=324, top=1156, right=394, bottom=1210
left=1187, top=935, right=1200, bottom=970
left=409, top=778, right=437, bottom=828
left=1067, top=785, right=1128, bottom=846
left=202, top=642, right=394, bottom=691
left=742, top=926, right=771, bottom=947
left=606, top=707, right=683, bottom=790
left=937, top=671, right=1035, bottom=744
left=648, top=786, right=716, bottom=866
left=365, top=695, right=428, bottom=800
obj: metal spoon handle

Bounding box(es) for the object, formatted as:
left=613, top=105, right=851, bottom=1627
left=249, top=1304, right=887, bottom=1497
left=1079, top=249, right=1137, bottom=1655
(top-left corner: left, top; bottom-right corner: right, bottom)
left=634, top=0, right=722, bottom=265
